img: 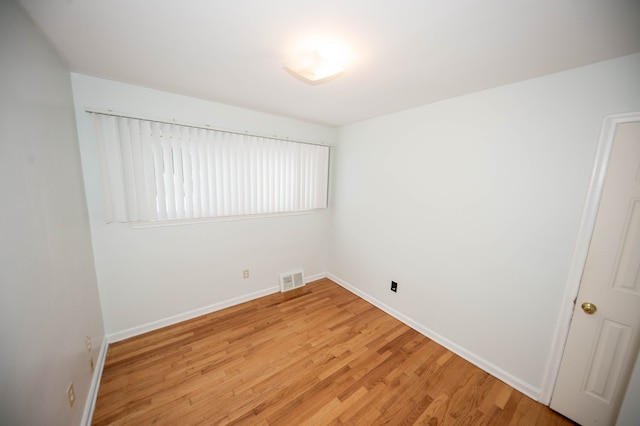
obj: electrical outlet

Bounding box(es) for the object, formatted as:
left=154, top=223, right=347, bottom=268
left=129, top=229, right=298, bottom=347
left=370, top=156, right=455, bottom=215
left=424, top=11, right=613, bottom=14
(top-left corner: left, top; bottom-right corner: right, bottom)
left=243, top=269, right=250, bottom=279
left=66, top=382, right=75, bottom=409
left=89, top=356, right=95, bottom=374
left=391, top=281, right=398, bottom=292
left=85, top=336, right=91, bottom=353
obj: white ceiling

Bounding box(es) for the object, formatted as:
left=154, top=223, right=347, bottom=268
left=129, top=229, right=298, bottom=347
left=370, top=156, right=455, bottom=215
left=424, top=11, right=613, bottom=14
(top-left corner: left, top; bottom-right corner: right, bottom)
left=18, top=0, right=640, bottom=127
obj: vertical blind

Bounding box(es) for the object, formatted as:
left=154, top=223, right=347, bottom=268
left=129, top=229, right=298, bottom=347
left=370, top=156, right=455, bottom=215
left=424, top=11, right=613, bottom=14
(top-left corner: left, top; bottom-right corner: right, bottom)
left=92, top=113, right=330, bottom=223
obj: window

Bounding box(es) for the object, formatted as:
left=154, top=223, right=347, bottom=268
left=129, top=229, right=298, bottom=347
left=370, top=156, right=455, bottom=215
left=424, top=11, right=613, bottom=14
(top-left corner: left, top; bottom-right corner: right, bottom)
left=92, top=112, right=330, bottom=224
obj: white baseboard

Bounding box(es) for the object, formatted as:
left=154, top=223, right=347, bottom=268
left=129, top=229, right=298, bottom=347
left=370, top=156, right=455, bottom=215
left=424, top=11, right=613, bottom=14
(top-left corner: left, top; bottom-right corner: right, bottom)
left=327, top=272, right=542, bottom=401
left=304, top=272, right=326, bottom=283
left=81, top=335, right=109, bottom=426
left=107, top=286, right=281, bottom=343
left=106, top=273, right=327, bottom=343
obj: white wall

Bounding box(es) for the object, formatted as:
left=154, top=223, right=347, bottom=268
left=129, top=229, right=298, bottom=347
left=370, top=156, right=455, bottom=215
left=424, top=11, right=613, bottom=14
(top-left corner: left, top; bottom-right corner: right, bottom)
left=328, top=53, right=640, bottom=398
left=0, top=2, right=105, bottom=425
left=71, top=74, right=336, bottom=337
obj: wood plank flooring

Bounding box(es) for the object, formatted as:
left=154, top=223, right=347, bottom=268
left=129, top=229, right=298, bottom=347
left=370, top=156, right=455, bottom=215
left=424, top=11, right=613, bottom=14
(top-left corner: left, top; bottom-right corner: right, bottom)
left=92, top=278, right=575, bottom=425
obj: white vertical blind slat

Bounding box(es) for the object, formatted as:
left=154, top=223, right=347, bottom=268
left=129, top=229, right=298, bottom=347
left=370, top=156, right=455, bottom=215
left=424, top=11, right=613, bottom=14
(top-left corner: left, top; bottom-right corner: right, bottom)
left=195, top=128, right=207, bottom=218
left=236, top=135, right=247, bottom=215
left=170, top=125, right=186, bottom=219
left=268, top=140, right=275, bottom=211
left=117, top=118, right=140, bottom=221
left=161, top=123, right=177, bottom=220
left=181, top=126, right=194, bottom=218
left=94, top=115, right=117, bottom=222
left=205, top=131, right=216, bottom=217
left=127, top=119, right=150, bottom=221
left=214, top=133, right=225, bottom=216
left=139, top=121, right=157, bottom=221
left=150, top=122, right=167, bottom=220
left=248, top=137, right=257, bottom=214
left=93, top=115, right=112, bottom=222
left=222, top=133, right=234, bottom=216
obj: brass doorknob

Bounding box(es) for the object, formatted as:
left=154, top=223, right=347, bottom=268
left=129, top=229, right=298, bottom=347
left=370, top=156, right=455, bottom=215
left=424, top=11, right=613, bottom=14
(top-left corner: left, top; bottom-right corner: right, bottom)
left=581, top=302, right=597, bottom=315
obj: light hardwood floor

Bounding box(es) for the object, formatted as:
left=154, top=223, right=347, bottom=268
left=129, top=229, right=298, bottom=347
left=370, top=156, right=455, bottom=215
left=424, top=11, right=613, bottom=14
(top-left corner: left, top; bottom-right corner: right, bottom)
left=92, top=278, right=575, bottom=425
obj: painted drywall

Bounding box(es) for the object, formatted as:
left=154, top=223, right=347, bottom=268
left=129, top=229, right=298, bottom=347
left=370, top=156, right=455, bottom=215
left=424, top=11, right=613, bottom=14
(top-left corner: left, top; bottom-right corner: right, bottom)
left=328, top=53, right=640, bottom=398
left=0, top=2, right=105, bottom=425
left=71, top=74, right=336, bottom=336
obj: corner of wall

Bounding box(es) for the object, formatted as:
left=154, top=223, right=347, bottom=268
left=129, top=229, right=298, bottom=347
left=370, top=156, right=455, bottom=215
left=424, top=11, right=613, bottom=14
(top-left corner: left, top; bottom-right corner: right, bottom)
left=326, top=272, right=542, bottom=401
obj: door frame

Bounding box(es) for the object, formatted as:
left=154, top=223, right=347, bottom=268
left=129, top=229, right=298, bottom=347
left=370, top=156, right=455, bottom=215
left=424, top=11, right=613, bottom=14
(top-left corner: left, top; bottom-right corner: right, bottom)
left=539, top=111, right=640, bottom=404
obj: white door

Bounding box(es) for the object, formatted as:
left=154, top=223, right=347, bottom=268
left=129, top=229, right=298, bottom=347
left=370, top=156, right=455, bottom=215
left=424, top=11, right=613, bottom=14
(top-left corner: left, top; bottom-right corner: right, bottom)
left=551, top=119, right=640, bottom=425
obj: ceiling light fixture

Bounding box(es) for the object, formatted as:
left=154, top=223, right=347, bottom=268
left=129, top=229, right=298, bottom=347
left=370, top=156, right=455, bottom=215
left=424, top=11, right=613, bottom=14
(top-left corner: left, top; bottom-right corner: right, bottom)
left=284, top=49, right=345, bottom=85
left=284, top=36, right=352, bottom=85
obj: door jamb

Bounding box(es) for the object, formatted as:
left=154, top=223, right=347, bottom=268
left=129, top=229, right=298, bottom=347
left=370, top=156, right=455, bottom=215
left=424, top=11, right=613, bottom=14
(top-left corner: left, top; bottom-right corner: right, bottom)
left=539, top=111, right=640, bottom=404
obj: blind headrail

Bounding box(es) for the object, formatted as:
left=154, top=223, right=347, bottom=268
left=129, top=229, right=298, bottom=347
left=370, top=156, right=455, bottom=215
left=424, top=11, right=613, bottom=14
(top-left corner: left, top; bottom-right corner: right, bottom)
left=85, top=108, right=333, bottom=147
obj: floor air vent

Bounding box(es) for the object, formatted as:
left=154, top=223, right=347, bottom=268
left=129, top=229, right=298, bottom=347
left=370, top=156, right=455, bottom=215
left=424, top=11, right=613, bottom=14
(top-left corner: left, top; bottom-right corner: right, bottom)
left=280, top=269, right=305, bottom=293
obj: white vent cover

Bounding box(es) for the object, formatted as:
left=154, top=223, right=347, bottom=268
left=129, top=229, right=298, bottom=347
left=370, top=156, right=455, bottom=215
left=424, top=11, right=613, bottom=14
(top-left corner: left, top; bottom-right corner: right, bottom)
left=280, top=269, right=305, bottom=293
